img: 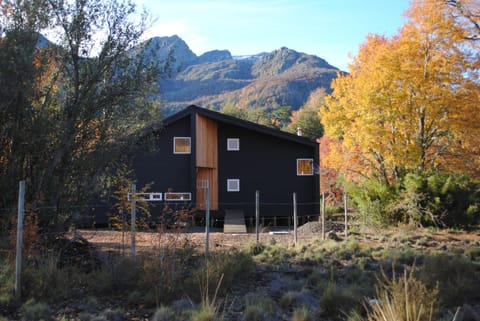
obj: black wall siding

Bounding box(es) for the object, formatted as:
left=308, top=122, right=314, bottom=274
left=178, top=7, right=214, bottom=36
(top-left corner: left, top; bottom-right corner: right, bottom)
left=217, top=122, right=318, bottom=217
left=133, top=116, right=192, bottom=216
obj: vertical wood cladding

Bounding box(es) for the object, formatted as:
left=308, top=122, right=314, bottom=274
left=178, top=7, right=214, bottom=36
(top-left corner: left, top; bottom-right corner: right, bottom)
left=195, top=114, right=218, bottom=168
left=195, top=114, right=219, bottom=210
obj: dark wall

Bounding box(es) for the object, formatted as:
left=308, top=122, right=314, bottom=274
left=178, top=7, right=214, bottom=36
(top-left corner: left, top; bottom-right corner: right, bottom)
left=133, top=116, right=193, bottom=214
left=217, top=123, right=318, bottom=217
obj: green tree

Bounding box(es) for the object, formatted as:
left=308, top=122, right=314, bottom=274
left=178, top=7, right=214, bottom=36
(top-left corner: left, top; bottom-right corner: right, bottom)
left=293, top=88, right=327, bottom=140
left=219, top=103, right=291, bottom=130
left=0, top=0, right=162, bottom=229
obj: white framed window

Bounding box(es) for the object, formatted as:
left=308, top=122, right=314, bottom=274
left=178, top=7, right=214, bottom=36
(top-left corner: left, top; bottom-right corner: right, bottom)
left=297, top=158, right=314, bottom=176
left=165, top=192, right=192, bottom=201
left=174, top=137, right=191, bottom=154
left=127, top=193, right=163, bottom=201
left=227, top=179, right=240, bottom=192
left=227, top=138, right=240, bottom=151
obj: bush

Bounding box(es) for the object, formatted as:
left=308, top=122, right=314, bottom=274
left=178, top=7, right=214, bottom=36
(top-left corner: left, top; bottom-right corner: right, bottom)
left=347, top=179, right=398, bottom=227
left=22, top=253, right=76, bottom=301
left=348, top=171, right=480, bottom=229
left=292, top=306, right=314, bottom=321
left=243, top=305, right=269, bottom=321
left=318, top=282, right=359, bottom=319
left=421, top=254, right=480, bottom=306
left=20, top=299, right=52, bottom=321
left=0, top=257, right=14, bottom=307
left=392, top=172, right=480, bottom=228
left=186, top=250, right=254, bottom=301
left=152, top=306, right=176, bottom=321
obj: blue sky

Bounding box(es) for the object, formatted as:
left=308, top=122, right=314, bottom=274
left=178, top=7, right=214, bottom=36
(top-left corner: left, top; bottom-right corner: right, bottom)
left=138, top=0, right=411, bottom=71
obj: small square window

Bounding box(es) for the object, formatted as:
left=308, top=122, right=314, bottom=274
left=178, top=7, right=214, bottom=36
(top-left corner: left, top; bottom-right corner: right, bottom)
left=297, top=159, right=313, bottom=176
left=227, top=179, right=240, bottom=192
left=227, top=138, right=240, bottom=151
left=174, top=137, right=191, bottom=154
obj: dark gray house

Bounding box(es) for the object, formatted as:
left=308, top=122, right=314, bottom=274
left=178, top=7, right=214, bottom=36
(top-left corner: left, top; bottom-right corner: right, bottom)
left=133, top=105, right=320, bottom=227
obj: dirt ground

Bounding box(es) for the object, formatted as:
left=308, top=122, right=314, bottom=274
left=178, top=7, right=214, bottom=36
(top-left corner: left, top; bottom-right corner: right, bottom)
left=77, top=222, right=480, bottom=255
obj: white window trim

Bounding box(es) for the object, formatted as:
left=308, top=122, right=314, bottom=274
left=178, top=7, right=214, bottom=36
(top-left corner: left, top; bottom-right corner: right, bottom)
left=227, top=138, right=240, bottom=151
left=227, top=179, right=240, bottom=192
left=165, top=192, right=192, bottom=201
left=127, top=192, right=163, bottom=201
left=173, top=137, right=191, bottom=154
left=297, top=158, right=314, bottom=176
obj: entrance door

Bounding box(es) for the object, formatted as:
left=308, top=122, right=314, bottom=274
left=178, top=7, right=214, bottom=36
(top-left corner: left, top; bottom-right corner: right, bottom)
left=196, top=167, right=218, bottom=210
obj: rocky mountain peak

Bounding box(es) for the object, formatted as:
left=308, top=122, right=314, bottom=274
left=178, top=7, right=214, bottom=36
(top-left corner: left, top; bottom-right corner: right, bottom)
left=197, top=50, right=233, bottom=64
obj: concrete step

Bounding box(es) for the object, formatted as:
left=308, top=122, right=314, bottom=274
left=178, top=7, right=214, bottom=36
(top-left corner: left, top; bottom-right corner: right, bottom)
left=224, top=209, right=247, bottom=234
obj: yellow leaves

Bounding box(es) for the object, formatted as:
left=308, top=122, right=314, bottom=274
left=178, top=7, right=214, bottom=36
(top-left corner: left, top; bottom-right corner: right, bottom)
left=321, top=0, right=480, bottom=182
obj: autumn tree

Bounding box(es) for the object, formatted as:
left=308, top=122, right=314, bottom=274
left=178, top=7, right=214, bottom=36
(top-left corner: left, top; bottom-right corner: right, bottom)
left=0, top=0, right=162, bottom=229
left=321, top=0, right=480, bottom=185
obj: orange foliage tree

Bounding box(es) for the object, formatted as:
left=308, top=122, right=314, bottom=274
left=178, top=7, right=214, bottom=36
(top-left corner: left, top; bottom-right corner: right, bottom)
left=321, top=0, right=480, bottom=186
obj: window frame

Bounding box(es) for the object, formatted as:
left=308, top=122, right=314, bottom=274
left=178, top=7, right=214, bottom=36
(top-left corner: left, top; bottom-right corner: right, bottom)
left=227, top=138, right=240, bottom=151
left=227, top=179, right=240, bottom=192
left=164, top=192, right=192, bottom=201
left=296, top=158, right=314, bottom=176
left=173, top=137, right=191, bottom=154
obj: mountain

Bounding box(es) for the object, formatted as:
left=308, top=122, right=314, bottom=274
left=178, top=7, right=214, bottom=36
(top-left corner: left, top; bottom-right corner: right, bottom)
left=134, top=36, right=341, bottom=113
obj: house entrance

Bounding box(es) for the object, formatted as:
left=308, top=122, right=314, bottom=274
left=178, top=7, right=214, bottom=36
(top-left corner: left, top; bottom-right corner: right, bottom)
left=196, top=167, right=218, bottom=210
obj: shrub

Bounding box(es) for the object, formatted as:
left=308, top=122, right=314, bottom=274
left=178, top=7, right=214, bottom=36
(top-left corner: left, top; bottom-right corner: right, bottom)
left=22, top=253, right=74, bottom=301
left=152, top=306, right=176, bottom=321
left=0, top=257, right=14, bottom=307
left=243, top=293, right=276, bottom=320
left=421, top=254, right=480, bottom=306
left=189, top=304, right=221, bottom=321
left=318, top=282, right=359, bottom=319
left=279, top=291, right=298, bottom=310
left=243, top=305, right=268, bottom=321
left=88, top=255, right=140, bottom=294
left=20, top=299, right=52, bottom=321
left=186, top=250, right=254, bottom=301
left=392, top=172, right=480, bottom=228
left=292, top=306, right=314, bottom=321
left=346, top=179, right=398, bottom=227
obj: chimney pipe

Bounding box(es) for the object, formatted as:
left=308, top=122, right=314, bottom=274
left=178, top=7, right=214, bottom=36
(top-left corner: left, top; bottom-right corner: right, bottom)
left=296, top=127, right=302, bottom=136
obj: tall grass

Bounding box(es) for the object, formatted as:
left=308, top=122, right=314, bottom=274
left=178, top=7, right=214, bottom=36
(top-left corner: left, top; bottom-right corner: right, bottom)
left=365, top=268, right=439, bottom=321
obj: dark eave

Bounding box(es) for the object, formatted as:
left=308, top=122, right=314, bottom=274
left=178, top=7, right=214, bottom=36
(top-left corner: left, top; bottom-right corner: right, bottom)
left=159, top=105, right=317, bottom=147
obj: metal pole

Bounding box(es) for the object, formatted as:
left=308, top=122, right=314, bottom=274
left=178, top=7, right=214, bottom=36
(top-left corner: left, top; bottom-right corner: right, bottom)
left=293, top=192, right=298, bottom=247
left=344, top=191, right=348, bottom=239
left=205, top=181, right=210, bottom=258
left=15, top=180, right=25, bottom=299
left=131, top=184, right=136, bottom=258
left=321, top=192, right=325, bottom=240
left=255, top=190, right=259, bottom=243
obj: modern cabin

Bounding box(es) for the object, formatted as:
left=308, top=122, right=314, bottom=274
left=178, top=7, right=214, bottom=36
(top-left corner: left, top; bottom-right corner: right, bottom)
left=133, top=105, right=320, bottom=227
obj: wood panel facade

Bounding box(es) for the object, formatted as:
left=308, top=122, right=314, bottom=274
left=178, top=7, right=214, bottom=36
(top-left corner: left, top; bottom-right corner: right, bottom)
left=195, top=114, right=219, bottom=210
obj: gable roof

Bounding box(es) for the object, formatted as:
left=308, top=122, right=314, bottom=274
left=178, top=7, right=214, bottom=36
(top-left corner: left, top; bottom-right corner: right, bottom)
left=158, top=105, right=317, bottom=147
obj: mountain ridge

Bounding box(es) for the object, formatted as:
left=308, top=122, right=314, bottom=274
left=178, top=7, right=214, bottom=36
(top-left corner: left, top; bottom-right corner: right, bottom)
left=136, top=35, right=341, bottom=113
